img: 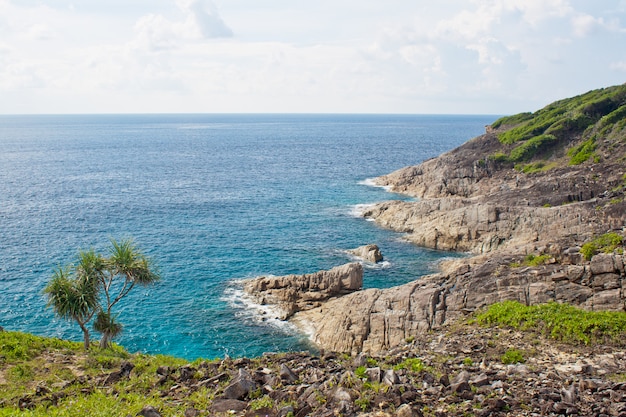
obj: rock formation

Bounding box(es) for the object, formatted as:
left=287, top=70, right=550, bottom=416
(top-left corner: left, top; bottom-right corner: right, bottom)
left=347, top=244, right=383, bottom=263
left=243, top=263, right=363, bottom=320
left=244, top=85, right=626, bottom=355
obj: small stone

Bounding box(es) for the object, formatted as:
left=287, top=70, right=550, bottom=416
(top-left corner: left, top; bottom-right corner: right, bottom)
left=223, top=369, right=257, bottom=400
left=396, top=404, right=416, bottom=417
left=382, top=369, right=400, bottom=386
left=469, top=373, right=490, bottom=387
left=156, top=366, right=169, bottom=376
left=211, top=399, right=248, bottom=413
left=366, top=367, right=382, bottom=383
left=183, top=408, right=198, bottom=417
left=136, top=406, right=161, bottom=417
left=450, top=381, right=471, bottom=393
left=452, top=370, right=471, bottom=384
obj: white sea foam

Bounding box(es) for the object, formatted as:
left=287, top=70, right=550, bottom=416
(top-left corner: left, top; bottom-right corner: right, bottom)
left=220, top=281, right=300, bottom=334
left=349, top=203, right=377, bottom=220
left=358, top=177, right=393, bottom=192
left=343, top=251, right=392, bottom=270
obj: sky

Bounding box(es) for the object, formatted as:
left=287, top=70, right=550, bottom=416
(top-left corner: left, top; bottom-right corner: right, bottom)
left=0, top=0, right=625, bottom=115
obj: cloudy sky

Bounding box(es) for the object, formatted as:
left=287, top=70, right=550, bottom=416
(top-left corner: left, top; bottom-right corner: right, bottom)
left=1, top=0, right=625, bottom=114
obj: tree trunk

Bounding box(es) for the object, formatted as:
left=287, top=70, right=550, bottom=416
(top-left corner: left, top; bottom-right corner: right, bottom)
left=99, top=332, right=111, bottom=349
left=79, top=323, right=90, bottom=350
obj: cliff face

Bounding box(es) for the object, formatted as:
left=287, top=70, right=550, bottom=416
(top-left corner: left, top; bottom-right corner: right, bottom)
left=245, top=85, right=626, bottom=355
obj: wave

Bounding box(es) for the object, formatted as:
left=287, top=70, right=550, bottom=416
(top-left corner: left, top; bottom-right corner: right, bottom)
left=358, top=178, right=393, bottom=192
left=341, top=249, right=392, bottom=270
left=348, top=203, right=377, bottom=220
left=220, top=281, right=301, bottom=335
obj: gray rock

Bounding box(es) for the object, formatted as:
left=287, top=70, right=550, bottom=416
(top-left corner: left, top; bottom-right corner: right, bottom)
left=223, top=369, right=257, bottom=400
left=211, top=399, right=248, bottom=413
left=469, top=373, right=490, bottom=387
left=382, top=369, right=400, bottom=386
left=136, top=406, right=161, bottom=417
left=279, top=363, right=298, bottom=384
left=366, top=367, right=381, bottom=383
left=452, top=370, right=471, bottom=384
left=396, top=404, right=417, bottom=417
left=450, top=381, right=471, bottom=393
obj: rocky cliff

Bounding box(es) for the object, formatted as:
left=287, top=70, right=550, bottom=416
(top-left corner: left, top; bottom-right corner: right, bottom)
left=245, top=85, right=626, bottom=355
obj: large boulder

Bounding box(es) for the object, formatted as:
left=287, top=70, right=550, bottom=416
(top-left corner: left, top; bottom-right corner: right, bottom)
left=348, top=244, right=383, bottom=263
left=243, top=263, right=363, bottom=320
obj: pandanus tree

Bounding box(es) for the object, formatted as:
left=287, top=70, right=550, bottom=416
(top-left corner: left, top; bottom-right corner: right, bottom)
left=44, top=239, right=160, bottom=349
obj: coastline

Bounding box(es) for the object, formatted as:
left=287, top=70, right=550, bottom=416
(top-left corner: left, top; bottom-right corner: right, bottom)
left=242, top=86, right=626, bottom=355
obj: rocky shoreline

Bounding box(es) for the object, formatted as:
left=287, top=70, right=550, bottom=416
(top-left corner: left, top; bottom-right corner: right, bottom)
left=242, top=87, right=626, bottom=356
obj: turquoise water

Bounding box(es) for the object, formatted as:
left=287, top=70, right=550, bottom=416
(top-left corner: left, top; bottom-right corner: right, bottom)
left=0, top=114, right=496, bottom=359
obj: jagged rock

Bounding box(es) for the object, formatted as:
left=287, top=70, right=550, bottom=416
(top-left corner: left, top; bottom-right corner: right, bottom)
left=382, top=369, right=399, bottom=386
left=365, top=367, right=381, bottom=383
left=348, top=244, right=383, bottom=263
left=279, top=364, right=298, bottom=384
left=104, top=361, right=134, bottom=385
left=223, top=369, right=257, bottom=400
left=243, top=263, right=363, bottom=320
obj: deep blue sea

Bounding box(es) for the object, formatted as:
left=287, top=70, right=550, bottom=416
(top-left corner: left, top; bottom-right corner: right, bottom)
left=0, top=114, right=496, bottom=360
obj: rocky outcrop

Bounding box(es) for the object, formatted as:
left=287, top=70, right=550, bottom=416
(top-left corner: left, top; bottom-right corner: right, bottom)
left=243, top=263, right=363, bottom=320
left=361, top=198, right=617, bottom=253
left=347, top=244, right=383, bottom=263
left=242, top=92, right=626, bottom=356
left=293, top=252, right=626, bottom=354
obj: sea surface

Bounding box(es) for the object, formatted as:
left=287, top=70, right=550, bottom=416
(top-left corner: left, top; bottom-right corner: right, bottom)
left=0, top=114, right=497, bottom=360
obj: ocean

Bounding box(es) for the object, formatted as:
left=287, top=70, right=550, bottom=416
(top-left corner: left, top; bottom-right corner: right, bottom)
left=0, top=114, right=497, bottom=360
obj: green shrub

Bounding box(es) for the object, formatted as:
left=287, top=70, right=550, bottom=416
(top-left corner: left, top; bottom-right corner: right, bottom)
left=393, top=358, right=426, bottom=373
left=568, top=137, right=597, bottom=165
left=355, top=365, right=367, bottom=379
left=501, top=349, right=525, bottom=364
left=580, top=232, right=624, bottom=260
left=249, top=395, right=274, bottom=411
left=524, top=253, right=551, bottom=266
left=476, top=300, right=626, bottom=345
left=508, top=134, right=557, bottom=162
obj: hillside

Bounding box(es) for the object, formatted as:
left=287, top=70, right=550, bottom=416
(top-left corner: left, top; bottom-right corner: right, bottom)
left=2, top=303, right=626, bottom=417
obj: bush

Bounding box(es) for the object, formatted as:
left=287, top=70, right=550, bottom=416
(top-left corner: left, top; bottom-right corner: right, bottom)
left=476, top=300, right=626, bottom=345
left=580, top=232, right=624, bottom=260
left=568, top=137, right=597, bottom=165
left=501, top=349, right=525, bottom=364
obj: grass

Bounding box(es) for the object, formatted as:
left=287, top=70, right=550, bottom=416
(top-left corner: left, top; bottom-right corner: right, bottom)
left=489, top=84, right=626, bottom=165
left=580, top=232, right=624, bottom=260
left=510, top=253, right=552, bottom=268
left=476, top=300, right=626, bottom=346
left=501, top=349, right=525, bottom=365
left=393, top=358, right=427, bottom=373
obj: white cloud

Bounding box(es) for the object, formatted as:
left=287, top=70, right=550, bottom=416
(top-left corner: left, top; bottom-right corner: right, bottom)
left=0, top=0, right=624, bottom=114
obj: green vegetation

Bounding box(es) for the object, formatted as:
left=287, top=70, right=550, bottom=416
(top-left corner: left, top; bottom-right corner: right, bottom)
left=515, top=161, right=558, bottom=174
left=354, top=365, right=367, bottom=379
left=490, top=84, right=626, bottom=165
left=43, top=239, right=160, bottom=349
left=510, top=253, right=552, bottom=268
left=393, top=357, right=427, bottom=373
left=568, top=137, right=598, bottom=165
left=523, top=253, right=552, bottom=267
left=580, top=232, right=624, bottom=260
left=476, top=300, right=626, bottom=345
left=0, top=330, right=204, bottom=416
left=501, top=349, right=525, bottom=365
